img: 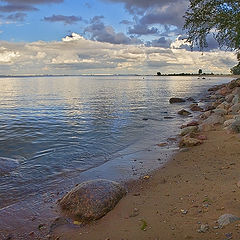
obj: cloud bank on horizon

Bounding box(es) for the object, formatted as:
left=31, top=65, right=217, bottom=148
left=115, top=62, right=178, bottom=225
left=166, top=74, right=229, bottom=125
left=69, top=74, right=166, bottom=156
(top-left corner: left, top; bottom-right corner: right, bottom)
left=0, top=0, right=237, bottom=75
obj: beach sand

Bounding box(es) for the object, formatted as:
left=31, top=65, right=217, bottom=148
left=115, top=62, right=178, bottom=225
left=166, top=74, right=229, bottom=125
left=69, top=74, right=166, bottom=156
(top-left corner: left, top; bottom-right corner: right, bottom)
left=51, top=128, right=240, bottom=240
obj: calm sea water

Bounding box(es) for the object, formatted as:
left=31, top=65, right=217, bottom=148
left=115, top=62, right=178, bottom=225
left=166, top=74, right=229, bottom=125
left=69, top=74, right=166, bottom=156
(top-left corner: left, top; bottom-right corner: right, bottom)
left=0, top=75, right=233, bottom=208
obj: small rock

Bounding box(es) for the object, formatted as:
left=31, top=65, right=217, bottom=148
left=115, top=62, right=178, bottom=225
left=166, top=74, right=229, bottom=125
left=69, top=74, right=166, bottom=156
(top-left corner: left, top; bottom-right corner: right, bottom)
left=156, top=143, right=168, bottom=147
left=217, top=214, right=240, bottom=228
left=179, top=137, right=203, bottom=148
left=198, top=224, right=209, bottom=233
left=180, top=209, right=188, bottom=214
left=190, top=104, right=203, bottom=112
left=178, top=109, right=191, bottom=116
left=180, top=126, right=198, bottom=136
left=225, top=232, right=233, bottom=239
left=169, top=98, right=186, bottom=104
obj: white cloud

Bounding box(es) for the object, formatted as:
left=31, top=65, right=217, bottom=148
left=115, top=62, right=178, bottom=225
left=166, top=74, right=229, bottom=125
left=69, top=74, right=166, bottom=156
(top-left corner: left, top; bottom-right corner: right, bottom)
left=0, top=33, right=237, bottom=75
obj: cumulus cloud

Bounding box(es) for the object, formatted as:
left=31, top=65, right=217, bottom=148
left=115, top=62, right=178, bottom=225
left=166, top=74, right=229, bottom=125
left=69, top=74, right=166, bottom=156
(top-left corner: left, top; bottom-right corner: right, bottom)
left=1, top=0, right=63, bottom=4
left=44, top=15, right=82, bottom=25
left=0, top=4, right=37, bottom=12
left=6, top=12, right=26, bottom=21
left=84, top=16, right=142, bottom=45
left=0, top=33, right=237, bottom=75
left=0, top=0, right=63, bottom=13
left=146, top=37, right=171, bottom=48
left=128, top=24, right=159, bottom=35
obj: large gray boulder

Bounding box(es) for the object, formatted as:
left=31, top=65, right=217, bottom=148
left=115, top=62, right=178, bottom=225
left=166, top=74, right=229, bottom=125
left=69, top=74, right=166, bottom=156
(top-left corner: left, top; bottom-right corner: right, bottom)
left=0, top=157, right=19, bottom=175
left=59, top=179, right=126, bottom=222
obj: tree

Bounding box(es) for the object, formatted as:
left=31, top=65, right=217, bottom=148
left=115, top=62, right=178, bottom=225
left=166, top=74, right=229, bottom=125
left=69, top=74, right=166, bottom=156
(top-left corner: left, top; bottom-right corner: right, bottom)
left=230, top=64, right=240, bottom=75
left=183, top=0, right=240, bottom=50
left=157, top=72, right=161, bottom=76
left=198, top=69, right=203, bottom=75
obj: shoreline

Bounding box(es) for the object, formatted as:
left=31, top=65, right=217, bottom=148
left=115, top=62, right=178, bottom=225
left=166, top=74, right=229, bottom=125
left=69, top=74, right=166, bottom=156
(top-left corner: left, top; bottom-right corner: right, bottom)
left=50, top=77, right=240, bottom=240
left=52, top=128, right=240, bottom=240
left=1, top=76, right=239, bottom=240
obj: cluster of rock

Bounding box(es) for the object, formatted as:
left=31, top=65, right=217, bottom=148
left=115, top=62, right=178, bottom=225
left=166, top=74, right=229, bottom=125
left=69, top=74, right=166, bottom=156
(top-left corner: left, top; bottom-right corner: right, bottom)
left=171, top=78, right=240, bottom=147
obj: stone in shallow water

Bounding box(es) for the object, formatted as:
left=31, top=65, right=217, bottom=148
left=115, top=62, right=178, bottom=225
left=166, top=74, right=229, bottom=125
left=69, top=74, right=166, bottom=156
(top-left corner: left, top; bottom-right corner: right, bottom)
left=59, top=179, right=126, bottom=222
left=0, top=157, right=19, bottom=175
left=169, top=98, right=186, bottom=104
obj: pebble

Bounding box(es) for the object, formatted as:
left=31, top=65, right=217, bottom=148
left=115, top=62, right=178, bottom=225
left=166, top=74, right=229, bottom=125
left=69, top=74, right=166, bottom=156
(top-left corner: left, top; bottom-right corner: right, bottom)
left=197, top=224, right=209, bottom=233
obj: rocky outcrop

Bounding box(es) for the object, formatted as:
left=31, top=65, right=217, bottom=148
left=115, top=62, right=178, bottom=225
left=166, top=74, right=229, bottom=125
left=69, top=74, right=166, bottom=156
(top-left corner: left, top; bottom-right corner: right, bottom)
left=59, top=179, right=126, bottom=222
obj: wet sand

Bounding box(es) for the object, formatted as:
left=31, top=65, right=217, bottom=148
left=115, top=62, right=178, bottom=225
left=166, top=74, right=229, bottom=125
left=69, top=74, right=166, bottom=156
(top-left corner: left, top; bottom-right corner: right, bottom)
left=51, top=128, right=240, bottom=240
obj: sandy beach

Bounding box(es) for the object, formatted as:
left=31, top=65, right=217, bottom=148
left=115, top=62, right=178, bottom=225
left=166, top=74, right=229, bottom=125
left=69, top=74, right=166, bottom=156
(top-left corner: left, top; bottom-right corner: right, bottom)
left=49, top=79, right=240, bottom=240
left=50, top=128, right=240, bottom=240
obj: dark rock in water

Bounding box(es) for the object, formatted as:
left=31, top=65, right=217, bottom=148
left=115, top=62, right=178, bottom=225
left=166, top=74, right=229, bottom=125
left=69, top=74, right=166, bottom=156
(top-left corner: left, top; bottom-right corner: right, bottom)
left=178, top=109, right=191, bottom=116
left=142, top=118, right=149, bottom=121
left=169, top=98, right=186, bottom=104
left=190, top=104, right=203, bottom=112
left=59, top=179, right=126, bottom=222
left=164, top=116, right=174, bottom=119
left=0, top=157, right=19, bottom=175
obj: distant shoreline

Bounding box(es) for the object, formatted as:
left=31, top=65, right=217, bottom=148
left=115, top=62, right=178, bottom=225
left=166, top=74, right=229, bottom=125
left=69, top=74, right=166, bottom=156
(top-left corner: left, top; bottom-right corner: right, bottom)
left=0, top=74, right=238, bottom=78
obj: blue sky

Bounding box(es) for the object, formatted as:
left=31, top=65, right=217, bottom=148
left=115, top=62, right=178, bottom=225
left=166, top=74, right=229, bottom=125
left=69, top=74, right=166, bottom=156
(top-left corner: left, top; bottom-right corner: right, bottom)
left=0, top=0, right=237, bottom=75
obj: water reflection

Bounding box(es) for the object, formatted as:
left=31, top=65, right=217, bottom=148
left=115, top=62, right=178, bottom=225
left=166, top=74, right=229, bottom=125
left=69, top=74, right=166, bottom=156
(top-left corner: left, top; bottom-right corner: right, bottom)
left=0, top=75, right=233, bottom=208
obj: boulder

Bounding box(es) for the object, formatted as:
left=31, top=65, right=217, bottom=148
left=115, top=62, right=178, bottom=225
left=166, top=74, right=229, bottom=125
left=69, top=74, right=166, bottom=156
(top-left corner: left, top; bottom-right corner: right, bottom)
left=213, top=109, right=227, bottom=116
left=179, top=136, right=203, bottom=147
left=216, top=101, right=230, bottom=110
left=232, top=87, right=240, bottom=95
left=228, top=79, right=240, bottom=89
left=200, top=110, right=212, bottom=120
left=229, top=103, right=240, bottom=114
left=169, top=98, right=186, bottom=104
left=227, top=120, right=240, bottom=133
left=180, top=126, right=198, bottom=136
left=225, top=94, right=235, bottom=103
left=0, top=157, right=19, bottom=175
left=216, top=86, right=229, bottom=96
left=202, top=114, right=225, bottom=125
left=178, top=109, right=191, bottom=116
left=59, top=179, right=126, bottom=222
left=218, top=214, right=240, bottom=227
left=223, top=119, right=235, bottom=127
left=232, top=95, right=240, bottom=105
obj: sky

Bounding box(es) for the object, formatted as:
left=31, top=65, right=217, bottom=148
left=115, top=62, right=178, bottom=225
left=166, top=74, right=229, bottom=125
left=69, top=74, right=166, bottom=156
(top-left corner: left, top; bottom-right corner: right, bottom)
left=0, top=0, right=238, bottom=75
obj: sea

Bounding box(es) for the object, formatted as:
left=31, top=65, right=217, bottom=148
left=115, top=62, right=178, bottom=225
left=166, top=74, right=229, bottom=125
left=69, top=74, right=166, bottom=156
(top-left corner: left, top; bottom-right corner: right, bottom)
left=0, top=75, right=234, bottom=209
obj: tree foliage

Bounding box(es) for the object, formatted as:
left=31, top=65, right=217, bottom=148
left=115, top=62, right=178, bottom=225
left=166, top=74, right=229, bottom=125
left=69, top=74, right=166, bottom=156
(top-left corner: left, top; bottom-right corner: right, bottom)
left=183, top=0, right=240, bottom=50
